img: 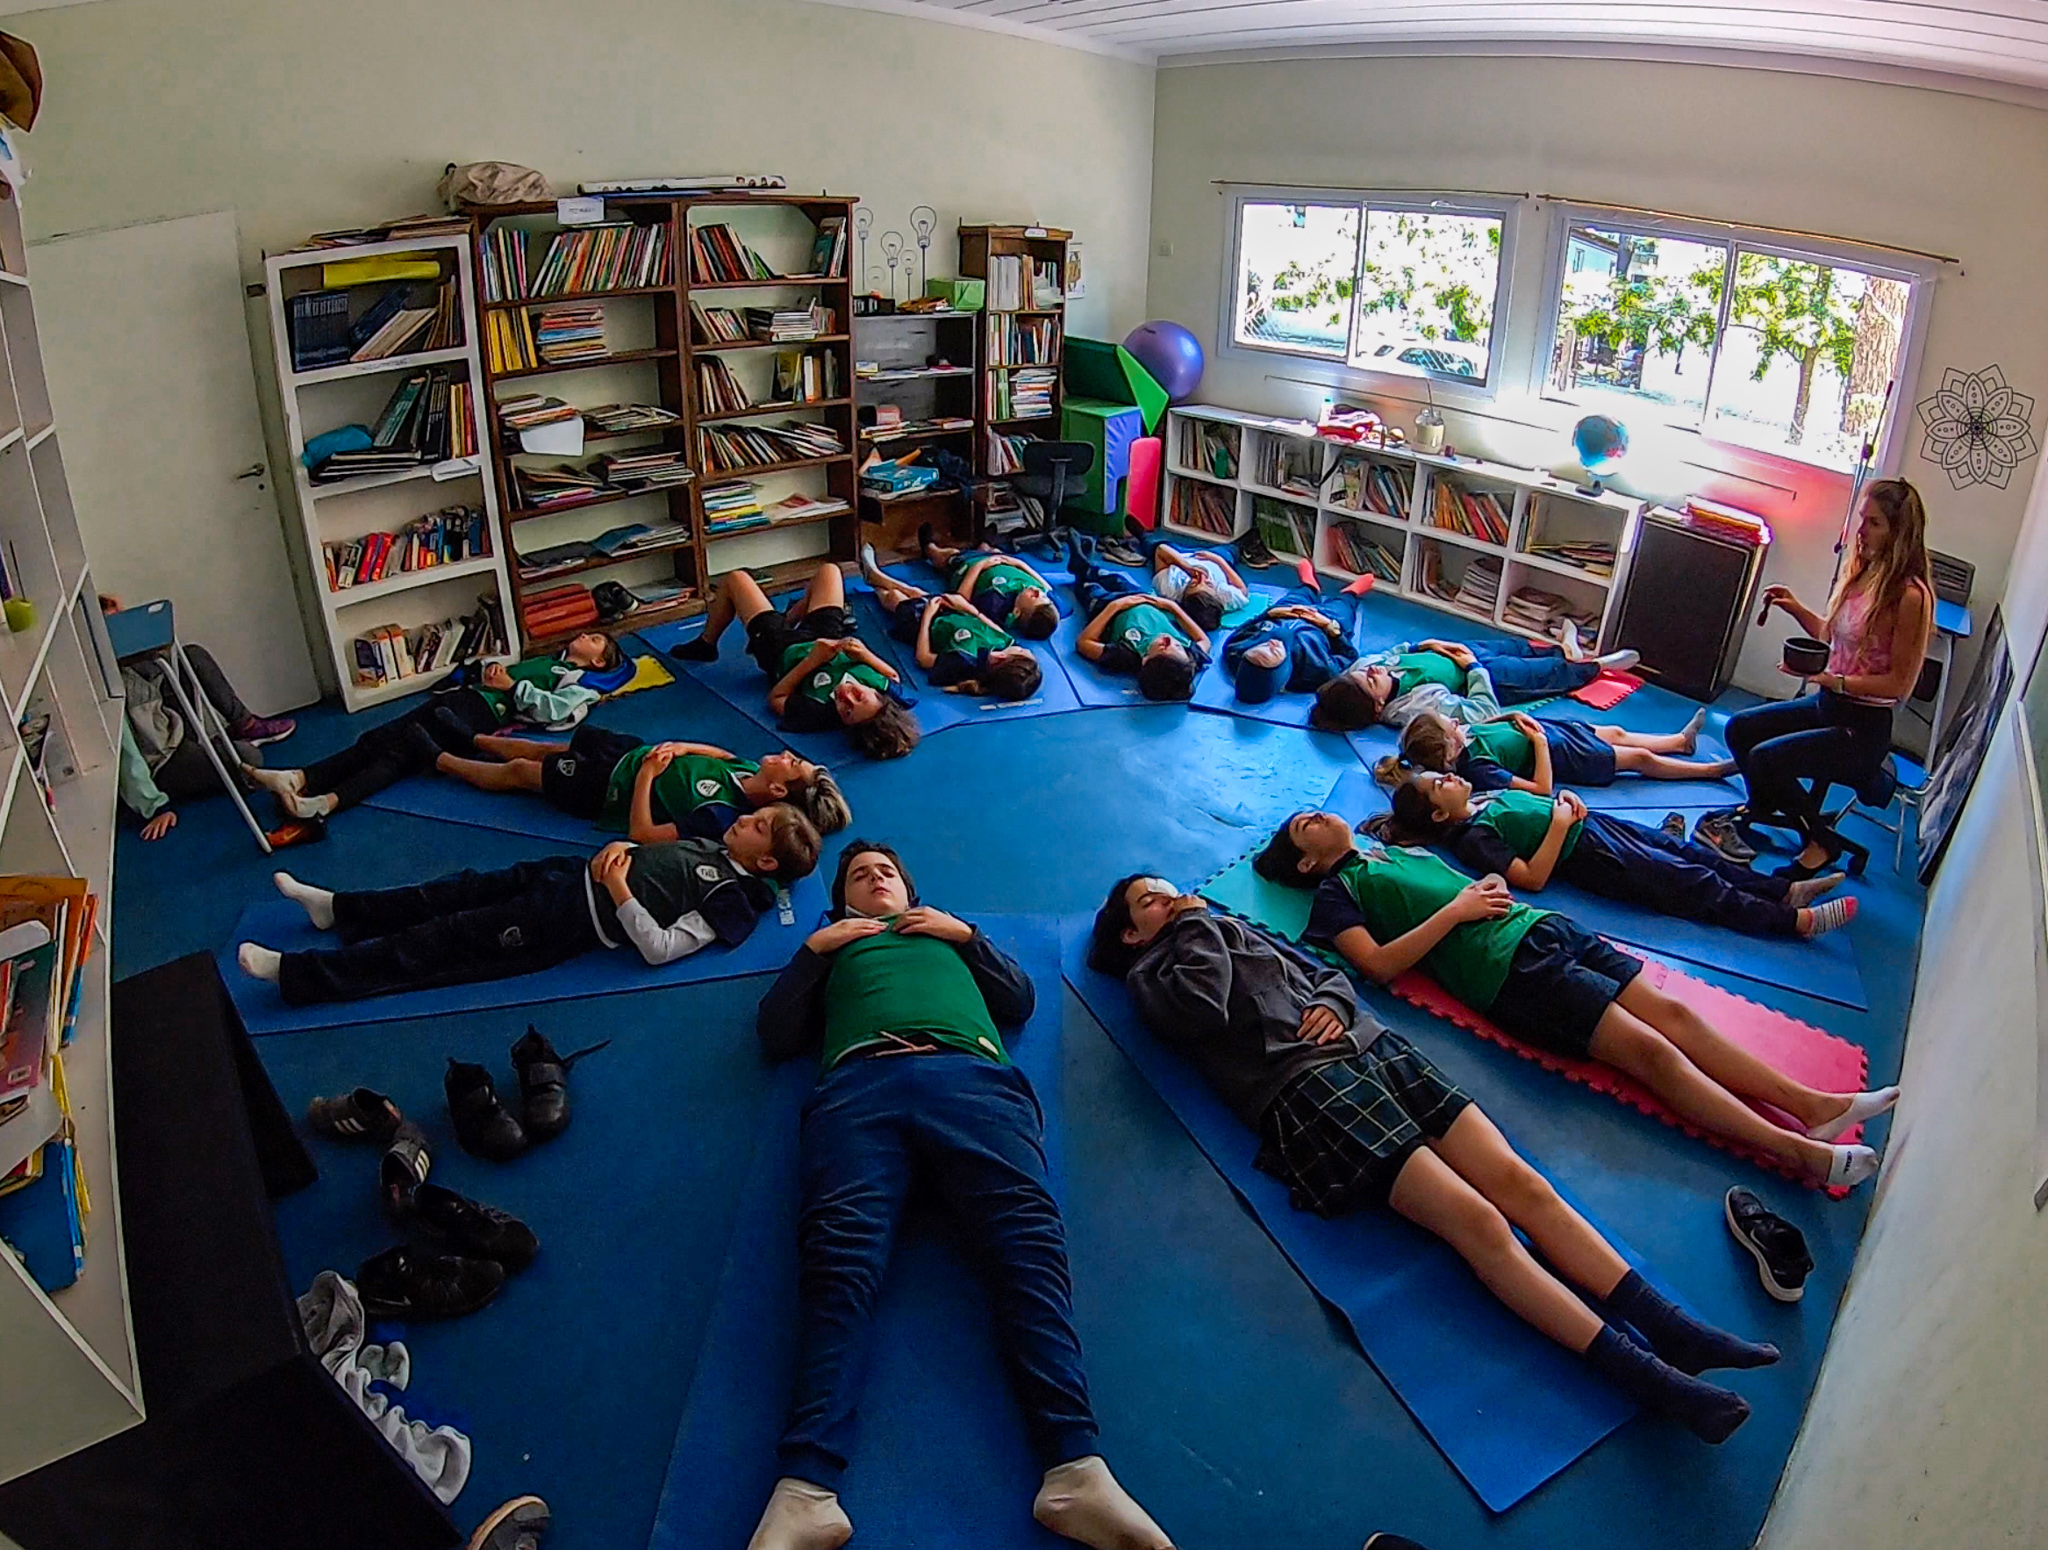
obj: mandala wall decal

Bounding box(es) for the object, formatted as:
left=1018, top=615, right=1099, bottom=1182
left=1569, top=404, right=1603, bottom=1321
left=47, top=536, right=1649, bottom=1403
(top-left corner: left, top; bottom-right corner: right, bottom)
left=1917, top=365, right=2039, bottom=490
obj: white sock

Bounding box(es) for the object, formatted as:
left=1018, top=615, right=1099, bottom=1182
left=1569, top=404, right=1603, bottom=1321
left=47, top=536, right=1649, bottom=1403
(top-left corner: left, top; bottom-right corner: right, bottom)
left=284, top=789, right=338, bottom=820
left=1033, top=1457, right=1174, bottom=1550
left=1786, top=871, right=1847, bottom=908
left=274, top=870, right=336, bottom=929
left=246, top=765, right=305, bottom=795
left=1827, top=1143, right=1880, bottom=1188
left=237, top=942, right=282, bottom=982
left=1680, top=708, right=1706, bottom=750
left=744, top=1478, right=851, bottom=1550
left=858, top=542, right=886, bottom=586
left=1798, top=895, right=1857, bottom=939
left=1809, top=1085, right=1900, bottom=1142
left=1559, top=619, right=1585, bottom=662
left=1596, top=648, right=1641, bottom=672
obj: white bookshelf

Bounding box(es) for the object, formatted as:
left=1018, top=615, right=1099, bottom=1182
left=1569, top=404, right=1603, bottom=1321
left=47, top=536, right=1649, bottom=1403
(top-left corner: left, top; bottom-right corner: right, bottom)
left=264, top=235, right=516, bottom=712
left=1162, top=404, right=1644, bottom=648
left=0, top=183, right=142, bottom=1485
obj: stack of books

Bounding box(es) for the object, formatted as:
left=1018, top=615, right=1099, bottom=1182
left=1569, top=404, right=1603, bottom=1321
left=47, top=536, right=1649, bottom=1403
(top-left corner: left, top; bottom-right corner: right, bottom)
left=1453, top=555, right=1504, bottom=615
left=983, top=254, right=1057, bottom=312
left=322, top=504, right=491, bottom=591
left=747, top=304, right=831, bottom=342
left=1326, top=520, right=1403, bottom=582
left=986, top=314, right=1061, bottom=366
left=1681, top=498, right=1772, bottom=547
left=482, top=221, right=672, bottom=301
left=689, top=302, right=751, bottom=344
left=702, top=480, right=764, bottom=533
left=1330, top=455, right=1410, bottom=517
left=309, top=367, right=469, bottom=482
left=1258, top=436, right=1322, bottom=498
left=0, top=880, right=100, bottom=1294
left=513, top=463, right=608, bottom=512
left=586, top=403, right=681, bottom=433
left=1169, top=479, right=1237, bottom=537
left=522, top=584, right=601, bottom=638
left=350, top=595, right=506, bottom=688
left=689, top=224, right=778, bottom=283
left=594, top=449, right=695, bottom=490
left=535, top=305, right=607, bottom=365
left=1427, top=481, right=1511, bottom=545
left=987, top=432, right=1032, bottom=477
left=696, top=420, right=845, bottom=474
left=773, top=349, right=841, bottom=404
left=296, top=214, right=472, bottom=249
left=991, top=368, right=1056, bottom=421
left=695, top=358, right=752, bottom=416
left=1176, top=419, right=1239, bottom=480
left=1524, top=539, right=1616, bottom=577
left=497, top=394, right=579, bottom=434
left=1502, top=584, right=1601, bottom=642
left=765, top=492, right=849, bottom=526
left=1253, top=496, right=1315, bottom=560
left=861, top=415, right=973, bottom=442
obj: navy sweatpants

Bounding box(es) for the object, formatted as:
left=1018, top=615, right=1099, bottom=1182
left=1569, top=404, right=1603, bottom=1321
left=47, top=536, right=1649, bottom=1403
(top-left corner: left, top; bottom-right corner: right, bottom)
left=779, top=1051, right=1098, bottom=1490
left=1563, top=813, right=1798, bottom=937
left=1471, top=639, right=1599, bottom=702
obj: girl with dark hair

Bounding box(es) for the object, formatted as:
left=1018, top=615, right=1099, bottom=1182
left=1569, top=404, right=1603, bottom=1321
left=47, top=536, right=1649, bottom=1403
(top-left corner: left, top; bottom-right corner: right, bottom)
left=1309, top=635, right=1639, bottom=734
left=1368, top=770, right=1855, bottom=939
left=1389, top=708, right=1734, bottom=795
left=857, top=544, right=1045, bottom=702
left=1716, top=478, right=1935, bottom=875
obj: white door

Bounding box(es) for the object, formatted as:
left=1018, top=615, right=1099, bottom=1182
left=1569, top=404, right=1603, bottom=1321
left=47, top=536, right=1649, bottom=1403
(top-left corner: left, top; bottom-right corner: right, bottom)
left=29, top=210, right=318, bottom=713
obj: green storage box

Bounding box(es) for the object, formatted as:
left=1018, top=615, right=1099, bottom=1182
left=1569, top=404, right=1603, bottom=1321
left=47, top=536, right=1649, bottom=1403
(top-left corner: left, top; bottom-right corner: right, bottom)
left=924, top=277, right=985, bottom=312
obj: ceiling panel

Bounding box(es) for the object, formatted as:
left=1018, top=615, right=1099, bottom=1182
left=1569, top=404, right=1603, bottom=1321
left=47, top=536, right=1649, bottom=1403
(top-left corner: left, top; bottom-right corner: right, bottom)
left=827, top=0, right=2048, bottom=94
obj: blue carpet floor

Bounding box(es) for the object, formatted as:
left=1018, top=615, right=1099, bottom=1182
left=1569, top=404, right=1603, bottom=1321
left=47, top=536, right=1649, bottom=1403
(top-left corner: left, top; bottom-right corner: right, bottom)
left=110, top=577, right=1925, bottom=1550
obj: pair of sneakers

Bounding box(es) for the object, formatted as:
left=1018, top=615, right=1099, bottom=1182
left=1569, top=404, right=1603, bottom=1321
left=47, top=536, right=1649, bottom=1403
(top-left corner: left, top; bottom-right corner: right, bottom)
left=445, top=1027, right=598, bottom=1162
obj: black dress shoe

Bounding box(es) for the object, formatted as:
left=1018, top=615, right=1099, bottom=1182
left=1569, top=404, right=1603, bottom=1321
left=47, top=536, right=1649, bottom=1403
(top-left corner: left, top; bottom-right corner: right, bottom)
left=445, top=1058, right=527, bottom=1161
left=413, top=1183, right=539, bottom=1272
left=307, top=1086, right=403, bottom=1144
left=356, top=1245, right=505, bottom=1320
left=379, top=1121, right=432, bottom=1221
left=510, top=1027, right=571, bottom=1143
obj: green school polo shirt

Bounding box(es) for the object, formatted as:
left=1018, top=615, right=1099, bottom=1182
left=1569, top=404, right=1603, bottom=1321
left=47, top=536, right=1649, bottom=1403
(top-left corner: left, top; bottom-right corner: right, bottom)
left=819, top=929, right=1009, bottom=1070
left=1393, top=651, right=1464, bottom=698
left=951, top=557, right=1036, bottom=599
left=930, top=608, right=1013, bottom=659
left=476, top=656, right=570, bottom=720
left=600, top=751, right=758, bottom=833
left=1112, top=602, right=1187, bottom=654
left=1471, top=790, right=1583, bottom=862
left=781, top=645, right=891, bottom=707
left=1337, top=848, right=1549, bottom=1011
left=1466, top=719, right=1536, bottom=778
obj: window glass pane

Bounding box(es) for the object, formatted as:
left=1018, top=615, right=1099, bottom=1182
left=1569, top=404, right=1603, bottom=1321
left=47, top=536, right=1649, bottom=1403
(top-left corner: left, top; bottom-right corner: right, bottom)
left=1707, top=251, right=1909, bottom=470
left=1234, top=202, right=1360, bottom=357
left=1548, top=225, right=1727, bottom=424
left=1351, top=209, right=1503, bottom=383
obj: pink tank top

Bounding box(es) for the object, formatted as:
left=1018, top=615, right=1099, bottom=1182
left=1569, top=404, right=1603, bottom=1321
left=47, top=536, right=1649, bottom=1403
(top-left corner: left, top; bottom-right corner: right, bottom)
left=1827, top=582, right=1919, bottom=706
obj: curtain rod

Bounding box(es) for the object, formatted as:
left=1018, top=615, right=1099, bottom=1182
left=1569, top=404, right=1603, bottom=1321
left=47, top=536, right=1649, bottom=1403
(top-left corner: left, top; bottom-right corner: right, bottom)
left=1211, top=180, right=1960, bottom=268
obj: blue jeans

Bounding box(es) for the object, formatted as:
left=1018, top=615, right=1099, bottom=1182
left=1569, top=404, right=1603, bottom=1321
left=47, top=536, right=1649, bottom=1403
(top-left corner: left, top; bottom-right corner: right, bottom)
left=1471, top=639, right=1599, bottom=702
left=1224, top=587, right=1360, bottom=701
left=1067, top=537, right=1140, bottom=622
left=778, top=1052, right=1098, bottom=1490
left=1723, top=691, right=1894, bottom=842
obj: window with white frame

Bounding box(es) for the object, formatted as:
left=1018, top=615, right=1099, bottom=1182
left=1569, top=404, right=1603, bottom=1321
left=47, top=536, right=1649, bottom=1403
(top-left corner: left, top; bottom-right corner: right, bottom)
left=1544, top=213, right=1929, bottom=472
left=1229, top=193, right=1511, bottom=387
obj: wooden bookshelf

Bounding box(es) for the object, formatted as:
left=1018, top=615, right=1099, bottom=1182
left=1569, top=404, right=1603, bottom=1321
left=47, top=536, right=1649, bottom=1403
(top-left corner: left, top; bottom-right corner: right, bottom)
left=853, top=307, right=978, bottom=548
left=467, top=193, right=860, bottom=644
left=958, top=224, right=1070, bottom=528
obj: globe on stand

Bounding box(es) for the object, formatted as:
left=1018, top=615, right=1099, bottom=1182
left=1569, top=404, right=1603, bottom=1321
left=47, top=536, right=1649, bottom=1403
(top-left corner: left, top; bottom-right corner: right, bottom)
left=1571, top=414, right=1629, bottom=494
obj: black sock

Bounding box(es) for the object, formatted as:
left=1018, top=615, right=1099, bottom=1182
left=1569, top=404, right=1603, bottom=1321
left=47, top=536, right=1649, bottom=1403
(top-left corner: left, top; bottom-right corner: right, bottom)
left=917, top=521, right=936, bottom=559
left=1583, top=1325, right=1751, bottom=1443
left=1064, top=532, right=1093, bottom=581
left=1605, top=1270, right=1780, bottom=1375
left=670, top=635, right=719, bottom=662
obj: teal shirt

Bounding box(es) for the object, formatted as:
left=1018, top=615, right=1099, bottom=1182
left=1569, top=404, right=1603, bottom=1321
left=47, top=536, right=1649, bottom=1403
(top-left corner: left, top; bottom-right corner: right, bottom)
left=1338, top=847, right=1549, bottom=1010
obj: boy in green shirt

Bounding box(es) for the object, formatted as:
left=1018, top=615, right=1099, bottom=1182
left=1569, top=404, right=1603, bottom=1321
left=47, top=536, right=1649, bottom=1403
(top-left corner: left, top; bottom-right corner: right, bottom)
left=432, top=724, right=852, bottom=841
left=1067, top=534, right=1210, bottom=701
left=1254, top=811, right=1889, bottom=1190
left=857, top=543, right=1045, bottom=701
left=916, top=523, right=1061, bottom=640
left=746, top=841, right=1172, bottom=1550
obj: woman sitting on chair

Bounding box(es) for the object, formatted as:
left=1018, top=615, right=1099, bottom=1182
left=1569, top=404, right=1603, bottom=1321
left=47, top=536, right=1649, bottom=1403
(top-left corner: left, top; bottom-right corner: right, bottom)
left=1712, top=479, right=1934, bottom=878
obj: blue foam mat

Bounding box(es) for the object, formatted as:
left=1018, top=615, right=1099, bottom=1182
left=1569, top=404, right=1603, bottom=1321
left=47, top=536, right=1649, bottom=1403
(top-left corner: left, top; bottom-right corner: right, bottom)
left=648, top=917, right=1073, bottom=1550
left=218, top=871, right=831, bottom=1033
left=1058, top=918, right=1640, bottom=1513
left=1290, top=769, right=1866, bottom=1010
left=1056, top=580, right=1281, bottom=710
left=850, top=561, right=1085, bottom=731
left=362, top=777, right=605, bottom=846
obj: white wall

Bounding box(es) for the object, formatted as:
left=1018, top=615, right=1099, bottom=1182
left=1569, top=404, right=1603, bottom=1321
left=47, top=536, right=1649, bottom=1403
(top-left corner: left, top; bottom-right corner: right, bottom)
left=4, top=0, right=1156, bottom=678
left=1147, top=56, right=2048, bottom=692
left=1759, top=458, right=2048, bottom=1547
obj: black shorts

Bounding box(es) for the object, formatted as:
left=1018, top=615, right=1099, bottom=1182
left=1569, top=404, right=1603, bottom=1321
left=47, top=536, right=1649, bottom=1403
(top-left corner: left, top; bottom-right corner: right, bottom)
left=886, top=597, right=922, bottom=645
left=539, top=724, right=641, bottom=819
left=1545, top=720, right=1619, bottom=786
left=1254, top=1033, right=1473, bottom=1214
left=1488, top=915, right=1644, bottom=1059
left=745, top=603, right=856, bottom=679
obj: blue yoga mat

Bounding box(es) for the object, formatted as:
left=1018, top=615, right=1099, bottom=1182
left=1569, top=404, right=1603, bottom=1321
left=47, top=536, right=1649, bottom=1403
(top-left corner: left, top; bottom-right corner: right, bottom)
left=362, top=778, right=605, bottom=846
left=1058, top=918, right=1640, bottom=1513
left=1343, top=721, right=1743, bottom=812
left=1258, top=768, right=1865, bottom=1009
left=639, top=589, right=917, bottom=765
left=648, top=917, right=1076, bottom=1550
left=849, top=561, right=1086, bottom=731
left=218, top=868, right=831, bottom=1034
left=1056, top=582, right=1280, bottom=710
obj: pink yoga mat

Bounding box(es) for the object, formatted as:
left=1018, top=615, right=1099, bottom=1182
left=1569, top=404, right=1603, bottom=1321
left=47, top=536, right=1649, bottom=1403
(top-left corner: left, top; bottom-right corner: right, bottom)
left=1571, top=667, right=1644, bottom=710
left=1392, top=956, right=1870, bottom=1196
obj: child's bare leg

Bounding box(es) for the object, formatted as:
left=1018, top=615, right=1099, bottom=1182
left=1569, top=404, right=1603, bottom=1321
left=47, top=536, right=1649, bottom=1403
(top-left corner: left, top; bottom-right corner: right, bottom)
left=1600, top=708, right=1709, bottom=754
left=694, top=568, right=773, bottom=647
left=799, top=561, right=847, bottom=618
left=1614, top=747, right=1737, bottom=780
left=435, top=752, right=544, bottom=793
left=472, top=732, right=569, bottom=762
left=873, top=577, right=925, bottom=611
left=1428, top=1106, right=1628, bottom=1298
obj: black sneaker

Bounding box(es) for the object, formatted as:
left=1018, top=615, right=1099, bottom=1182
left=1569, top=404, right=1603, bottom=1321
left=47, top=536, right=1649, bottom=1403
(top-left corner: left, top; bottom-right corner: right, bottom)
left=307, top=1086, right=402, bottom=1144
left=412, top=1183, right=540, bottom=1272
left=379, top=1120, right=432, bottom=1221
left=1725, top=1186, right=1813, bottom=1303
left=510, top=1027, right=572, bottom=1143
left=1662, top=811, right=1687, bottom=840
left=1363, top=1536, right=1432, bottom=1550
left=1237, top=528, right=1274, bottom=568
left=446, top=1058, right=527, bottom=1162
left=1694, top=813, right=1757, bottom=863
left=356, top=1245, right=505, bottom=1321
left=466, top=1495, right=551, bottom=1550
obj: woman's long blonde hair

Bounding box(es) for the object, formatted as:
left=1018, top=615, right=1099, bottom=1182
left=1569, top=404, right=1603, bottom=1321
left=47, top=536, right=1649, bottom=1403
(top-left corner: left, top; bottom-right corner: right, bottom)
left=1830, top=478, right=1933, bottom=633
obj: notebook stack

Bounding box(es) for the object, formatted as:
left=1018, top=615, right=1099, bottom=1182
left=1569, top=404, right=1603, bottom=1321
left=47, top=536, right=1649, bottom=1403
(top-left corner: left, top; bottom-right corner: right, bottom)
left=585, top=403, right=682, bottom=433
left=594, top=449, right=695, bottom=490
left=747, top=304, right=831, bottom=343
left=513, top=463, right=608, bottom=512
left=535, top=305, right=607, bottom=365
left=308, top=367, right=468, bottom=482
left=702, top=480, right=764, bottom=533
left=1453, top=555, right=1504, bottom=615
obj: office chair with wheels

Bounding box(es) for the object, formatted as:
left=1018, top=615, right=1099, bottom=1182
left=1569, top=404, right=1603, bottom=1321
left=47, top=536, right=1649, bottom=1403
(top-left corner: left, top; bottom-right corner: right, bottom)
left=1001, top=440, right=1095, bottom=555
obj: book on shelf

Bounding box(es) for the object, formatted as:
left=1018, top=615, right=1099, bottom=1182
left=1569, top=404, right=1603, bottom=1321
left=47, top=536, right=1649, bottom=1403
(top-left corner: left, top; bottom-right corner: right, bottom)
left=1449, top=553, right=1504, bottom=614
left=534, top=304, right=607, bottom=365
left=689, top=302, right=752, bottom=344
left=585, top=402, right=681, bottom=433
left=981, top=254, right=1063, bottom=313
left=309, top=367, right=468, bottom=481
left=1176, top=418, right=1239, bottom=480
left=1326, top=519, right=1403, bottom=582
left=1252, top=496, right=1315, bottom=559
left=322, top=504, right=491, bottom=592
left=694, top=357, right=753, bottom=416
left=1427, top=479, right=1511, bottom=545
left=746, top=303, right=833, bottom=342
left=350, top=594, right=506, bottom=688
left=1257, top=436, right=1321, bottom=498
left=286, top=289, right=353, bottom=372
left=985, top=313, right=1060, bottom=366
left=485, top=308, right=542, bottom=372
left=1030, top=258, right=1063, bottom=309
left=766, top=492, right=849, bottom=524
left=773, top=348, right=842, bottom=405
left=522, top=584, right=602, bottom=636
left=862, top=415, right=973, bottom=443
left=295, top=214, right=472, bottom=251
left=689, top=223, right=779, bottom=284
left=702, top=479, right=763, bottom=518
left=497, top=393, right=580, bottom=433
left=696, top=419, right=844, bottom=474
left=989, top=368, right=1056, bottom=422
left=986, top=432, right=1031, bottom=477
left=482, top=221, right=671, bottom=302
left=1169, top=477, right=1237, bottom=537
left=593, top=449, right=695, bottom=490
left=514, top=462, right=609, bottom=511
left=1330, top=454, right=1409, bottom=517
left=804, top=217, right=848, bottom=280
left=1523, top=540, right=1616, bottom=577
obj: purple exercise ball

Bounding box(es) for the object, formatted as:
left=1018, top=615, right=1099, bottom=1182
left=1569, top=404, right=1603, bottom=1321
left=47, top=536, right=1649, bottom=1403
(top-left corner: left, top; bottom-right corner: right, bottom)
left=1123, top=320, right=1205, bottom=402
